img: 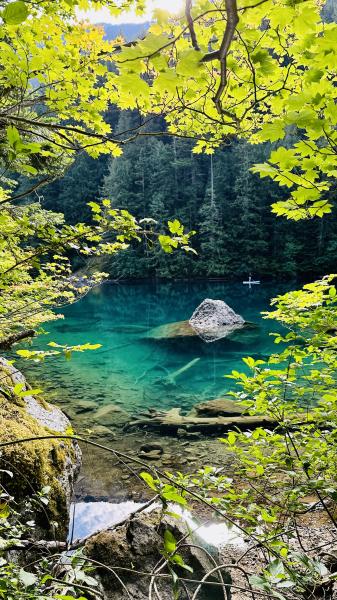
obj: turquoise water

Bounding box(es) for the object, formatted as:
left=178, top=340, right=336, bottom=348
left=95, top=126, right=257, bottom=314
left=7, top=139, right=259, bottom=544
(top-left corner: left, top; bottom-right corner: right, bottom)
left=22, top=281, right=289, bottom=416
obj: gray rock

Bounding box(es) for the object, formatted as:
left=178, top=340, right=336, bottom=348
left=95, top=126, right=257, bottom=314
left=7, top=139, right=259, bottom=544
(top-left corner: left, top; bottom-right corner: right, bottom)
left=139, top=449, right=162, bottom=460
left=90, top=425, right=116, bottom=438
left=189, top=298, right=245, bottom=342
left=75, top=400, right=97, bottom=414
left=85, top=508, right=225, bottom=600
left=139, top=442, right=164, bottom=454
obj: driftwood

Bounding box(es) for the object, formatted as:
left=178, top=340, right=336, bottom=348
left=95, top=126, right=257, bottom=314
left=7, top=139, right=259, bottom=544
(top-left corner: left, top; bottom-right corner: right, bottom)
left=166, top=357, right=201, bottom=384
left=125, top=407, right=278, bottom=433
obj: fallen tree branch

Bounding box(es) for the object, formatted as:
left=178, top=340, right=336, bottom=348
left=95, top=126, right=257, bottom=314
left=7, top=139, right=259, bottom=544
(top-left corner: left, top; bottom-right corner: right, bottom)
left=0, top=329, right=36, bottom=349
left=125, top=407, right=278, bottom=433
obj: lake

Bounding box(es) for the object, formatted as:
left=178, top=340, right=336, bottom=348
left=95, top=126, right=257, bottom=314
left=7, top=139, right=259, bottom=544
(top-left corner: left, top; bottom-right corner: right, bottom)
left=18, top=280, right=290, bottom=501
left=23, top=280, right=288, bottom=416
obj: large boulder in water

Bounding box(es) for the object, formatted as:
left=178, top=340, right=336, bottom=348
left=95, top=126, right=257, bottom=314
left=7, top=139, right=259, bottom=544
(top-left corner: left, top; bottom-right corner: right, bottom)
left=146, top=300, right=253, bottom=344
left=189, top=298, right=245, bottom=342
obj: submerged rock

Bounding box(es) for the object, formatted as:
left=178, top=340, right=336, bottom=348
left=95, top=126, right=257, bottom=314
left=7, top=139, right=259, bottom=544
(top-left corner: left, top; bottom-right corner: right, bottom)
left=190, top=397, right=246, bottom=418
left=139, top=442, right=164, bottom=454
left=90, top=425, right=116, bottom=439
left=189, top=298, right=245, bottom=342
left=146, top=319, right=196, bottom=340
left=0, top=357, right=81, bottom=539
left=93, top=403, right=129, bottom=427
left=75, top=399, right=97, bottom=414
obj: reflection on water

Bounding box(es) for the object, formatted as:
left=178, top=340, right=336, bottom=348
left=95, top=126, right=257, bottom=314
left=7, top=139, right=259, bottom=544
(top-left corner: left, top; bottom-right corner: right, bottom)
left=20, top=281, right=289, bottom=415
left=69, top=500, right=246, bottom=550
left=69, top=500, right=144, bottom=540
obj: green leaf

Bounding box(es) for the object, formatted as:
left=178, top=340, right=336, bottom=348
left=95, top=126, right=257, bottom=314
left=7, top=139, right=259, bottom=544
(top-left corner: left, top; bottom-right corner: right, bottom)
left=172, top=553, right=193, bottom=572
left=55, top=596, right=87, bottom=600
left=227, top=431, right=237, bottom=446
left=162, top=490, right=187, bottom=506
left=249, top=574, right=270, bottom=591
left=168, top=219, right=183, bottom=235
left=164, top=529, right=177, bottom=554
left=88, top=202, right=101, bottom=214
left=6, top=125, right=20, bottom=147
left=256, top=464, right=264, bottom=476
left=21, top=164, right=38, bottom=175
left=17, top=388, right=42, bottom=397
left=261, top=509, right=276, bottom=523
left=19, top=568, right=38, bottom=587
left=140, top=472, right=158, bottom=491
left=0, top=502, right=10, bottom=519
left=243, top=356, right=255, bottom=369
left=268, top=559, right=284, bottom=577
left=2, top=1, right=28, bottom=25
left=277, top=580, right=296, bottom=588
left=13, top=382, right=24, bottom=395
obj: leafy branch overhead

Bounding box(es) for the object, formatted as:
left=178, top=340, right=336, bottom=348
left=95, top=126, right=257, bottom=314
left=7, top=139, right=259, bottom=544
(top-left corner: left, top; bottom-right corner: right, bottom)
left=111, top=0, right=337, bottom=219
left=0, top=0, right=336, bottom=220
left=0, top=194, right=193, bottom=346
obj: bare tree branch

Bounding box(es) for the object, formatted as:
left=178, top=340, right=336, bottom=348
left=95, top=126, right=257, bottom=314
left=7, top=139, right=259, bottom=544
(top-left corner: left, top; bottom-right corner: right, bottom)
left=185, top=0, right=200, bottom=51
left=201, top=0, right=239, bottom=115
left=0, top=329, right=36, bottom=349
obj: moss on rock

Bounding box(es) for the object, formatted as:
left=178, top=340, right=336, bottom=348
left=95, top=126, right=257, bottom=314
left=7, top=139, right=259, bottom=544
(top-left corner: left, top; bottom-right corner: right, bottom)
left=0, top=358, right=81, bottom=539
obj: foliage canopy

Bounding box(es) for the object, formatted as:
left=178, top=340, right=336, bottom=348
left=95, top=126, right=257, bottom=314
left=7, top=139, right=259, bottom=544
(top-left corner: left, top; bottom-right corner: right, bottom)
left=1, top=1, right=337, bottom=597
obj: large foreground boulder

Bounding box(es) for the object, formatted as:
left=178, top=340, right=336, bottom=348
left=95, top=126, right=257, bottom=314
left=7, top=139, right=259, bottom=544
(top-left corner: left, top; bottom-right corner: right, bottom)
left=85, top=507, right=225, bottom=600
left=0, top=357, right=81, bottom=538
left=189, top=298, right=245, bottom=342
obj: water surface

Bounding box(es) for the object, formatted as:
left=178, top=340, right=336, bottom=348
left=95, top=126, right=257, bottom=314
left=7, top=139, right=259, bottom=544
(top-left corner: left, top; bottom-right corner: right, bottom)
left=24, top=280, right=288, bottom=415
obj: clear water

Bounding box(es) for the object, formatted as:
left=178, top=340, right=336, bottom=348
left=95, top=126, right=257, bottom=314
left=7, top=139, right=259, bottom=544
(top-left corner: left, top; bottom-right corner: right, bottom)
left=22, top=281, right=289, bottom=415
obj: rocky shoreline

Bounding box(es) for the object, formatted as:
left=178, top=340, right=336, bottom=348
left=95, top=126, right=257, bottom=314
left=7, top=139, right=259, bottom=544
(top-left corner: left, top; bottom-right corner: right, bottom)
left=3, top=358, right=337, bottom=599
left=0, top=358, right=238, bottom=598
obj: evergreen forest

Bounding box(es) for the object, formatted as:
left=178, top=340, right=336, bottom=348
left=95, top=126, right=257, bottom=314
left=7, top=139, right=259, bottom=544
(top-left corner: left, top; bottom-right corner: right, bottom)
left=37, top=108, right=337, bottom=280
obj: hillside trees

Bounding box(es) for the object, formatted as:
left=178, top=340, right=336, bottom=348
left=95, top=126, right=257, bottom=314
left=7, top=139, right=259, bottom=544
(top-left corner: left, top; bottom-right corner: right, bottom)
left=97, top=129, right=337, bottom=279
